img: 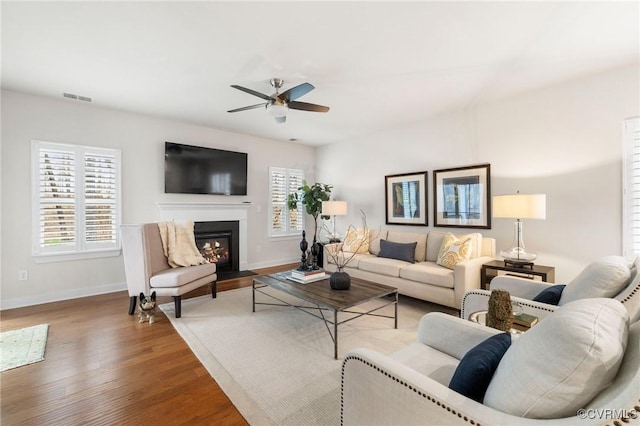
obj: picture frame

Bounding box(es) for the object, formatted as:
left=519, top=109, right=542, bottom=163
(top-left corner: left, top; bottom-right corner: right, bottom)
left=385, top=171, right=428, bottom=226
left=433, top=164, right=491, bottom=229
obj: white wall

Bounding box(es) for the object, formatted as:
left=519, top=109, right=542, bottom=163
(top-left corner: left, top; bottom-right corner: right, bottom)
left=2, top=65, right=637, bottom=308
left=317, top=65, right=640, bottom=282
left=1, top=90, right=316, bottom=309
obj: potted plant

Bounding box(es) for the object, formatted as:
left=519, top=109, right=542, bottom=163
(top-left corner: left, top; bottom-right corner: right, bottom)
left=288, top=180, right=333, bottom=268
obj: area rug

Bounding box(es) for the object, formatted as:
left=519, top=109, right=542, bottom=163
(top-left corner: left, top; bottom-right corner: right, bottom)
left=160, top=286, right=455, bottom=425
left=0, top=324, right=49, bottom=372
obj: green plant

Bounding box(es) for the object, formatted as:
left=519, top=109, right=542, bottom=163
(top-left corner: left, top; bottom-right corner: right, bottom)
left=288, top=180, right=333, bottom=241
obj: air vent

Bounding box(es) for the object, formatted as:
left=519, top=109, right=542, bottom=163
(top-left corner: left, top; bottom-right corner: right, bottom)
left=62, top=92, right=92, bottom=103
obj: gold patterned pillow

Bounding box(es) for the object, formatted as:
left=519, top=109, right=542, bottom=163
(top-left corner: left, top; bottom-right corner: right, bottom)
left=342, top=228, right=370, bottom=254
left=437, top=233, right=472, bottom=270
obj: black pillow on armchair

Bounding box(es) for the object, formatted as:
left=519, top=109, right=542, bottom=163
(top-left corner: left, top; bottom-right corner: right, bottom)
left=532, top=284, right=566, bottom=305
left=448, top=332, right=512, bottom=403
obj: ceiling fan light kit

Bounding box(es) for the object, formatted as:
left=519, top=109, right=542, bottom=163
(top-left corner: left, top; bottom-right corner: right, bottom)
left=228, top=78, right=330, bottom=124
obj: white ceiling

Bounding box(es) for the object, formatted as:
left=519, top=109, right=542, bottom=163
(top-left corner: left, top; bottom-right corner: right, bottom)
left=2, top=1, right=638, bottom=146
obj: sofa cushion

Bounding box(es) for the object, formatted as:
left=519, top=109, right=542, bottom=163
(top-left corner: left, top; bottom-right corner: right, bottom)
left=449, top=333, right=512, bottom=403
left=358, top=256, right=405, bottom=277
left=378, top=239, right=417, bottom=263
left=484, top=298, right=629, bottom=419
left=391, top=342, right=460, bottom=387
left=399, top=262, right=455, bottom=289
left=342, top=228, right=370, bottom=254
left=368, top=229, right=388, bottom=255
left=427, top=231, right=483, bottom=262
left=436, top=233, right=473, bottom=270
left=532, top=284, right=566, bottom=305
left=559, top=256, right=632, bottom=305
left=387, top=231, right=427, bottom=262
left=150, top=263, right=216, bottom=288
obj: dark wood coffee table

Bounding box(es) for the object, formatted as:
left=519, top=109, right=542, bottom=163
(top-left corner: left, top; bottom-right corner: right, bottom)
left=252, top=272, right=398, bottom=359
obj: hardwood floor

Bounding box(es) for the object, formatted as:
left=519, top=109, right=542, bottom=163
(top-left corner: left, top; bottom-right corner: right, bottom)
left=0, top=263, right=297, bottom=425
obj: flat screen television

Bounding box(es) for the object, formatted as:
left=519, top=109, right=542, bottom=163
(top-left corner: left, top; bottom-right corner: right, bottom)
left=165, top=142, right=248, bottom=195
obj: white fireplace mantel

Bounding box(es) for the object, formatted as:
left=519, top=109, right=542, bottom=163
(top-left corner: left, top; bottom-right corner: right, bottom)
left=156, top=202, right=250, bottom=271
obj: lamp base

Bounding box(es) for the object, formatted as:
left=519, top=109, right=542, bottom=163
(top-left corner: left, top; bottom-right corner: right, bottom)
left=503, top=259, right=534, bottom=269
left=500, top=248, right=537, bottom=263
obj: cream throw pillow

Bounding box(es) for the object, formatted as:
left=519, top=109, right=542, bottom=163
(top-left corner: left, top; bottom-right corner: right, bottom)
left=436, top=233, right=472, bottom=270
left=558, top=256, right=632, bottom=305
left=342, top=228, right=370, bottom=254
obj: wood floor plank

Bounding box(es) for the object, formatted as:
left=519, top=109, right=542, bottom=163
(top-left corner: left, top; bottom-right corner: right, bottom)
left=0, top=263, right=298, bottom=425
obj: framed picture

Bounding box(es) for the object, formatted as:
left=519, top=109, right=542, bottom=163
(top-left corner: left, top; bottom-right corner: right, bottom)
left=433, top=164, right=491, bottom=229
left=385, top=172, right=428, bottom=226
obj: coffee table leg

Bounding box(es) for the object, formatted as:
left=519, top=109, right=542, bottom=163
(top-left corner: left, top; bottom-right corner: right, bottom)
left=394, top=291, right=398, bottom=329
left=252, top=280, right=256, bottom=313
left=334, top=310, right=338, bottom=360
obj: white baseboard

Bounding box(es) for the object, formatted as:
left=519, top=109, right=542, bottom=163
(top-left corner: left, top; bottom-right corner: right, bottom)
left=247, top=256, right=299, bottom=271
left=1, top=281, right=127, bottom=310
left=1, top=259, right=302, bottom=310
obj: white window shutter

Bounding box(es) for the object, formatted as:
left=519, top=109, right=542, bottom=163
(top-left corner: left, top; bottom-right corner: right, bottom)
left=84, top=150, right=119, bottom=246
left=36, top=144, right=77, bottom=252
left=269, top=167, right=304, bottom=237
left=288, top=170, right=304, bottom=232
left=32, top=140, right=121, bottom=259
left=624, top=117, right=640, bottom=259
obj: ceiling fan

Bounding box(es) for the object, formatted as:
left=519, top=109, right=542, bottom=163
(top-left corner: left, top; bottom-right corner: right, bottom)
left=227, top=78, right=330, bottom=123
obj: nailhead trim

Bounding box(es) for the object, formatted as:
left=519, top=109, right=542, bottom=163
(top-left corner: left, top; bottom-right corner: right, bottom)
left=341, top=355, right=482, bottom=426
left=343, top=356, right=640, bottom=426
left=462, top=290, right=556, bottom=315
left=604, top=401, right=640, bottom=426
left=619, top=281, right=640, bottom=304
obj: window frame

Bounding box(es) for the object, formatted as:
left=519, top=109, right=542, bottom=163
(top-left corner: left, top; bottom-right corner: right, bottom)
left=268, top=166, right=305, bottom=238
left=31, top=140, right=122, bottom=263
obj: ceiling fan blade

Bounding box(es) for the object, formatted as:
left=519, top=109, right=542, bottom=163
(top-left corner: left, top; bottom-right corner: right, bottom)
left=279, top=82, right=314, bottom=102
left=227, top=103, right=268, bottom=113
left=288, top=101, right=330, bottom=113
left=230, top=85, right=272, bottom=101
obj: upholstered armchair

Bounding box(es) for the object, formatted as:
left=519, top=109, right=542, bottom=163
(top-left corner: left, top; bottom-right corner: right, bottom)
left=342, top=298, right=638, bottom=425
left=121, top=223, right=217, bottom=318
left=461, top=256, right=640, bottom=324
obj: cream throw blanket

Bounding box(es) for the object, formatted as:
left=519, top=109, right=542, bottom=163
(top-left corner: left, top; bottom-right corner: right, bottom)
left=157, top=220, right=207, bottom=268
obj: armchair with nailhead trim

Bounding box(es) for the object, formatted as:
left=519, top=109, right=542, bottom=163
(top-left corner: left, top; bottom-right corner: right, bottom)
left=461, top=256, right=640, bottom=324
left=341, top=303, right=640, bottom=426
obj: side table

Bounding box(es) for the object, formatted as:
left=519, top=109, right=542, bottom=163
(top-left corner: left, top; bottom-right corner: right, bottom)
left=468, top=310, right=524, bottom=335
left=481, top=260, right=555, bottom=291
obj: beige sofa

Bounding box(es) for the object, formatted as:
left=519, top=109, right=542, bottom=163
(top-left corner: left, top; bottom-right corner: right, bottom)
left=324, top=229, right=495, bottom=309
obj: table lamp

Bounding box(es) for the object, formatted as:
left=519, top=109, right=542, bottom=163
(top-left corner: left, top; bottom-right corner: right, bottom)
left=493, top=193, right=546, bottom=266
left=322, top=200, right=348, bottom=243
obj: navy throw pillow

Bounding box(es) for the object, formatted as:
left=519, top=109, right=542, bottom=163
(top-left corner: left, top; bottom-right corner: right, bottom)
left=532, top=284, right=566, bottom=305
left=377, top=239, right=417, bottom=263
left=448, top=333, right=512, bottom=403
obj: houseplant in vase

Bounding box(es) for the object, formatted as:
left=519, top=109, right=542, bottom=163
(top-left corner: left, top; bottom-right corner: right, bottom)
left=323, top=211, right=372, bottom=290
left=287, top=180, right=332, bottom=269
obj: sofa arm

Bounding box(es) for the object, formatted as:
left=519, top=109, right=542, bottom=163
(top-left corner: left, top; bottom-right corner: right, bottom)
left=488, top=275, right=554, bottom=299
left=417, top=312, right=503, bottom=360
left=452, top=256, right=494, bottom=309
left=461, top=290, right=560, bottom=321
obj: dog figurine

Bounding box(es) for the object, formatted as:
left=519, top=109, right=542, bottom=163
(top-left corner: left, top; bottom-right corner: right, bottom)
left=137, top=291, right=157, bottom=324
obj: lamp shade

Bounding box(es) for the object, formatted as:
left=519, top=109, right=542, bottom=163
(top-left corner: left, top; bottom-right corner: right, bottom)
left=493, top=194, right=546, bottom=220
left=322, top=201, right=348, bottom=216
